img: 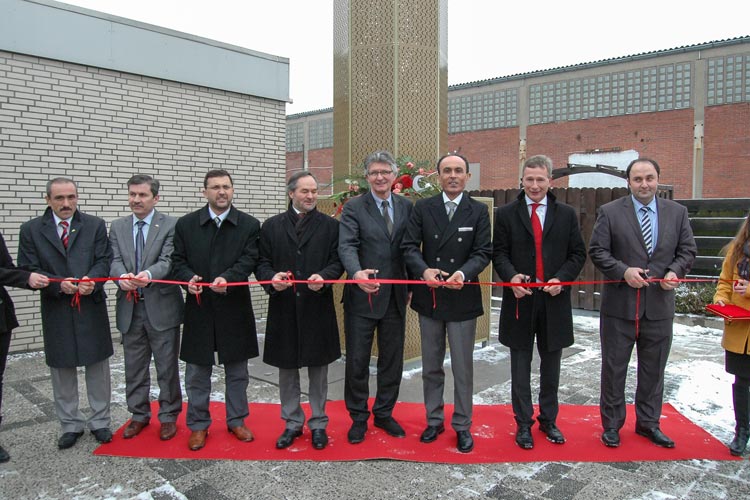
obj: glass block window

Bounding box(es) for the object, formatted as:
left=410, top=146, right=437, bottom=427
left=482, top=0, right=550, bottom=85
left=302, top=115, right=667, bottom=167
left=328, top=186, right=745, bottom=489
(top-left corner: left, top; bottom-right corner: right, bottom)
left=710, top=53, right=750, bottom=105
left=529, top=84, right=542, bottom=124
left=448, top=89, right=518, bottom=133
left=309, top=118, right=333, bottom=150
left=286, top=122, right=304, bottom=152
left=596, top=74, right=611, bottom=117
left=582, top=77, right=597, bottom=119
left=675, top=63, right=691, bottom=108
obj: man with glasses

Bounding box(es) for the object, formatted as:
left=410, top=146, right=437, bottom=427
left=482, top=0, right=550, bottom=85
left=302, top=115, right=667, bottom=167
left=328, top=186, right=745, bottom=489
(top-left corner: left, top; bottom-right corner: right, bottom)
left=338, top=150, right=413, bottom=444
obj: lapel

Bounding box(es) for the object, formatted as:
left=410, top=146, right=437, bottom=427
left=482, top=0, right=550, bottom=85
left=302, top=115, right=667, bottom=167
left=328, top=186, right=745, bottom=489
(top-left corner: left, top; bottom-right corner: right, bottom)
left=142, top=211, right=163, bottom=266
left=298, top=210, right=322, bottom=249
left=364, top=193, right=391, bottom=240
left=40, top=209, right=67, bottom=256
left=119, top=215, right=137, bottom=270
left=515, top=195, right=534, bottom=239
left=655, top=197, right=667, bottom=253
left=65, top=210, right=83, bottom=252
left=392, top=194, right=408, bottom=236
left=437, top=194, right=472, bottom=249
left=621, top=195, right=649, bottom=254
left=542, top=196, right=556, bottom=238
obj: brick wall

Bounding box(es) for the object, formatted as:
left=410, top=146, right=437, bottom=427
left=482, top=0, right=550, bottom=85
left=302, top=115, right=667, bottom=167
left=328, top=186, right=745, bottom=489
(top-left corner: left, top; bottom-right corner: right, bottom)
left=447, top=127, right=521, bottom=189
left=0, top=50, right=288, bottom=353
left=703, top=103, right=750, bottom=198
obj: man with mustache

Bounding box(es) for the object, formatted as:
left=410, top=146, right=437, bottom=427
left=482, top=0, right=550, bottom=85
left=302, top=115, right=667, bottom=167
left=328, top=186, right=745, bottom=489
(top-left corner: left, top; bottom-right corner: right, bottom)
left=401, top=153, right=492, bottom=453
left=171, top=169, right=260, bottom=451
left=18, top=178, right=114, bottom=450
left=109, top=174, right=184, bottom=441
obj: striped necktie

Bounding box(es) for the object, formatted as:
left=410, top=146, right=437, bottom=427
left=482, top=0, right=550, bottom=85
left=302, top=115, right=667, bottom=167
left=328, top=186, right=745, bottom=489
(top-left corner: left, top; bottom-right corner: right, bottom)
left=640, top=206, right=653, bottom=255
left=59, top=220, right=69, bottom=249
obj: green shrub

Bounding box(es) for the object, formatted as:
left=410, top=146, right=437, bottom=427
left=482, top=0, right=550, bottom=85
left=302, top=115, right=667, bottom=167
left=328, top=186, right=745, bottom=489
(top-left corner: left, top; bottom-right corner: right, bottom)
left=675, top=281, right=717, bottom=315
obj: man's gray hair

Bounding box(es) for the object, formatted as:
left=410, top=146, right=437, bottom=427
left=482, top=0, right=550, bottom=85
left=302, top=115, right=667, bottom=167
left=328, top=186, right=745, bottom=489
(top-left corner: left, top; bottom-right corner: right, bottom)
left=363, top=150, right=398, bottom=175
left=523, top=155, right=553, bottom=176
left=287, top=170, right=318, bottom=193
left=46, top=177, right=77, bottom=197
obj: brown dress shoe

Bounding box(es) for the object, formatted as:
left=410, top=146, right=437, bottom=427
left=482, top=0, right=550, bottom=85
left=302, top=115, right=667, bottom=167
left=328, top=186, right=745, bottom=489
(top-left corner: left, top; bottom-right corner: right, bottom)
left=228, top=424, right=254, bottom=442
left=122, top=420, right=149, bottom=439
left=160, top=422, right=178, bottom=441
left=188, top=430, right=208, bottom=451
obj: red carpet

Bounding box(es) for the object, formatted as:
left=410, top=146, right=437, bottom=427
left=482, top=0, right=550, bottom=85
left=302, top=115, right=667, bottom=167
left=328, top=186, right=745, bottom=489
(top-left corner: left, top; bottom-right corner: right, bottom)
left=94, top=400, right=736, bottom=463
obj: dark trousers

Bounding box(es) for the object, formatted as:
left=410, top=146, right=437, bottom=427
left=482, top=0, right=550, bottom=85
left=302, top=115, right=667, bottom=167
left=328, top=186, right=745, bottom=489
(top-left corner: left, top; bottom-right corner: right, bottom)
left=344, top=294, right=405, bottom=422
left=600, top=314, right=672, bottom=430
left=0, top=330, right=10, bottom=426
left=510, top=347, right=562, bottom=428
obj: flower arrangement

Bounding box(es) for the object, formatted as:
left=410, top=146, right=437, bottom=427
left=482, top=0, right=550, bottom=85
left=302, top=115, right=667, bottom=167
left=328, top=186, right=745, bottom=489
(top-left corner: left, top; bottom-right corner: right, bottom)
left=330, top=155, right=440, bottom=211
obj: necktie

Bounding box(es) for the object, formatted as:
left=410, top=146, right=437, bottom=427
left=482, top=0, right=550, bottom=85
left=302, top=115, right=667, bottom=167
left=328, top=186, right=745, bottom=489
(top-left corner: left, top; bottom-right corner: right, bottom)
left=135, top=220, right=146, bottom=274
left=59, top=221, right=69, bottom=249
left=135, top=220, right=146, bottom=297
left=214, top=216, right=221, bottom=228
left=381, top=200, right=393, bottom=235
left=446, top=201, right=457, bottom=221
left=531, top=203, right=544, bottom=281
left=640, top=206, right=653, bottom=255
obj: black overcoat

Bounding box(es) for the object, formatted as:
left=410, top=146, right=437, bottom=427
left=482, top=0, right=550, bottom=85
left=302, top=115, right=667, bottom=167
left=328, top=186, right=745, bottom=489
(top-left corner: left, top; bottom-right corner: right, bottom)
left=172, top=205, right=260, bottom=365
left=493, top=191, right=586, bottom=351
left=256, top=209, right=343, bottom=369
left=0, top=232, right=30, bottom=334
left=17, top=208, right=113, bottom=368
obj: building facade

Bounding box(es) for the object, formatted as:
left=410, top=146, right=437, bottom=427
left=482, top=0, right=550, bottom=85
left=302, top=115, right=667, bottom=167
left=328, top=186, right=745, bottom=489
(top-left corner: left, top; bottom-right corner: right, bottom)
left=287, top=36, right=750, bottom=200
left=1, top=0, right=290, bottom=352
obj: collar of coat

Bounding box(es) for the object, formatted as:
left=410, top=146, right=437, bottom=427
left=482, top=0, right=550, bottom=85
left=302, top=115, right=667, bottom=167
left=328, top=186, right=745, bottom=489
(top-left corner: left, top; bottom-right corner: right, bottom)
left=199, top=204, right=239, bottom=226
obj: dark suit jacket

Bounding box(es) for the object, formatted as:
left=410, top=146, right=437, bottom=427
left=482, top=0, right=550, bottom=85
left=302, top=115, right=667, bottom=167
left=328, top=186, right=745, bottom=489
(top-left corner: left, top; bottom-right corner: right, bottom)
left=257, top=208, right=343, bottom=369
left=589, top=195, right=697, bottom=321
left=401, top=193, right=492, bottom=321
left=338, top=192, right=412, bottom=319
left=0, top=233, right=30, bottom=334
left=110, top=210, right=184, bottom=333
left=171, top=204, right=260, bottom=365
left=17, top=208, right=113, bottom=368
left=493, top=191, right=586, bottom=351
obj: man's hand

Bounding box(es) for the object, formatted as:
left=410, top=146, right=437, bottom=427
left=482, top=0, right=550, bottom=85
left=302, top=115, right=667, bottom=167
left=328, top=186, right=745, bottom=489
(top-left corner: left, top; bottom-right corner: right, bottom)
left=510, top=273, right=532, bottom=299
left=130, top=271, right=151, bottom=288
left=27, top=272, right=48, bottom=289
left=307, top=273, right=324, bottom=292
left=660, top=270, right=680, bottom=291
left=542, top=277, right=562, bottom=296
left=209, top=276, right=228, bottom=294
left=187, top=275, right=203, bottom=295
left=444, top=271, right=464, bottom=290
left=271, top=271, right=293, bottom=292
left=354, top=269, right=380, bottom=294
left=77, top=276, right=95, bottom=295
left=119, top=273, right=137, bottom=291
left=422, top=268, right=448, bottom=288
left=624, top=267, right=649, bottom=288
left=60, top=277, right=78, bottom=295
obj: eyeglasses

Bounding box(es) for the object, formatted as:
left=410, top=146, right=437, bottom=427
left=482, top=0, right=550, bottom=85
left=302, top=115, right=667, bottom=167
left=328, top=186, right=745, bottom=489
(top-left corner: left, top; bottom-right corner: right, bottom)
left=367, top=170, right=394, bottom=178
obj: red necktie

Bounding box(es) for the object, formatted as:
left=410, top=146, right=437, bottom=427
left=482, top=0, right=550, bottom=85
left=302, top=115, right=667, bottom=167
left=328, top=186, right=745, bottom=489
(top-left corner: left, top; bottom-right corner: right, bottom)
left=530, top=203, right=543, bottom=281
left=59, top=220, right=69, bottom=249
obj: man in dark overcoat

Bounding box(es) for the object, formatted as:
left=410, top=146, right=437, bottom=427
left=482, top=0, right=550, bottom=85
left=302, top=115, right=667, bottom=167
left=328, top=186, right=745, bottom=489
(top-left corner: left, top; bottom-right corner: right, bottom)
left=401, top=153, right=492, bottom=453
left=493, top=155, right=586, bottom=449
left=171, top=169, right=260, bottom=451
left=18, top=177, right=114, bottom=450
left=257, top=171, right=343, bottom=450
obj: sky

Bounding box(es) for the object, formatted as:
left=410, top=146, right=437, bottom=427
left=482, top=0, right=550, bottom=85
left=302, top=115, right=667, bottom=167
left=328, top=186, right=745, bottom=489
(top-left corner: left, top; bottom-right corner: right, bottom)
left=57, top=0, right=749, bottom=115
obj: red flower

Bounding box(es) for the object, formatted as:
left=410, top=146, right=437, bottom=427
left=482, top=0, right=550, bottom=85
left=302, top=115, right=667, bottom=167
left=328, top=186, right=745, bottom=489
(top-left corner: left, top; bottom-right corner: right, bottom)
left=393, top=174, right=412, bottom=190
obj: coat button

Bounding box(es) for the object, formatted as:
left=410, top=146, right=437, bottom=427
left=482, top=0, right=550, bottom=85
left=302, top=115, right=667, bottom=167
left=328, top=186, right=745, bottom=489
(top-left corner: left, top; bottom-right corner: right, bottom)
left=436, top=257, right=441, bottom=262
left=297, top=250, right=302, bottom=255
left=450, top=258, right=455, bottom=263
left=458, top=237, right=462, bottom=242
left=296, top=292, right=300, bottom=297
left=434, top=234, right=439, bottom=239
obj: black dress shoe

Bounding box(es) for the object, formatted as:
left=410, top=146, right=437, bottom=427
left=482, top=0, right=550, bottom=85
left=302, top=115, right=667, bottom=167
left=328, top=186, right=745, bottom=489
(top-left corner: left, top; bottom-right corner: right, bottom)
left=374, top=417, right=406, bottom=438
left=275, top=429, right=302, bottom=449
left=601, top=428, right=620, bottom=447
left=456, top=430, right=474, bottom=453
left=58, top=431, right=84, bottom=449
left=0, top=444, right=9, bottom=463
left=539, top=422, right=566, bottom=444
left=91, top=428, right=113, bottom=444
left=636, top=426, right=674, bottom=448
left=420, top=424, right=445, bottom=443
left=347, top=421, right=367, bottom=444
left=311, top=429, right=328, bottom=450
left=729, top=427, right=750, bottom=456
left=515, top=426, right=534, bottom=449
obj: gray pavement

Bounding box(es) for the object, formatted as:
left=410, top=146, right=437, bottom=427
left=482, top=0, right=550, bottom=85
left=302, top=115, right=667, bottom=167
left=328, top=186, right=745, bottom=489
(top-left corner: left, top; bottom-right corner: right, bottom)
left=1, top=305, right=749, bottom=499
